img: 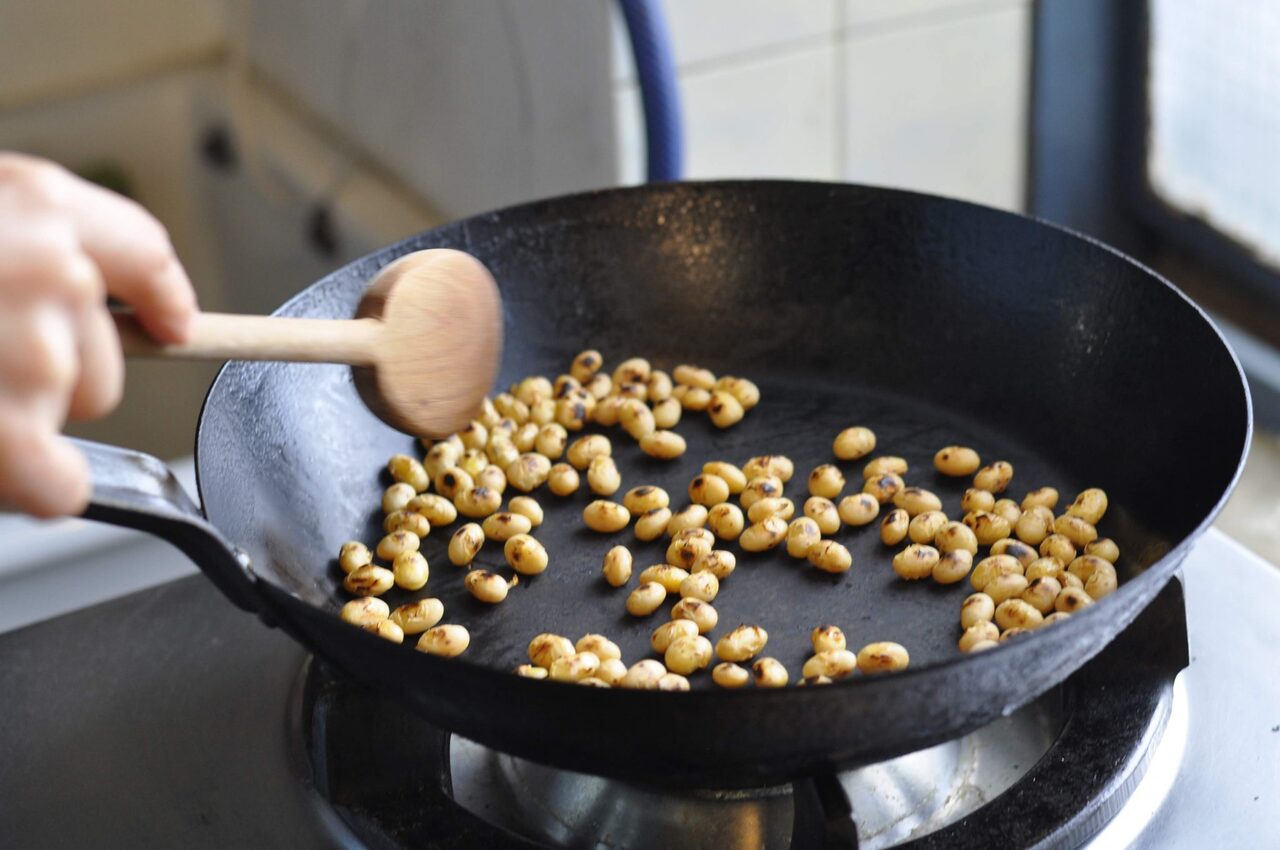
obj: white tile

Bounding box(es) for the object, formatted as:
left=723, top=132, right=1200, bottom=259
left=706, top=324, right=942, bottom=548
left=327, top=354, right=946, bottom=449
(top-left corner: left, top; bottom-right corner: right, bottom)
left=617, top=44, right=839, bottom=182
left=612, top=0, right=837, bottom=82
left=840, top=4, right=1029, bottom=210
left=843, top=0, right=1027, bottom=30
left=246, top=0, right=615, bottom=218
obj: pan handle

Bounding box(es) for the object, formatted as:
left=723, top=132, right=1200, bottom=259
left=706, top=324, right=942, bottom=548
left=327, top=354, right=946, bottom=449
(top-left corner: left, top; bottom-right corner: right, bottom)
left=72, top=439, right=262, bottom=614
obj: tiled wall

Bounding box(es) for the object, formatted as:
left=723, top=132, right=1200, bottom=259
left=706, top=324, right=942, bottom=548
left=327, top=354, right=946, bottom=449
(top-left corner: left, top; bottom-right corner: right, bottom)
left=613, top=0, right=1031, bottom=211
left=240, top=0, right=616, bottom=219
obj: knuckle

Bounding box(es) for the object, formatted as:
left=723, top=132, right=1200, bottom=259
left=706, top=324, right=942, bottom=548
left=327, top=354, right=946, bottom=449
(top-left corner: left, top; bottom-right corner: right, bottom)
left=0, top=156, right=69, bottom=209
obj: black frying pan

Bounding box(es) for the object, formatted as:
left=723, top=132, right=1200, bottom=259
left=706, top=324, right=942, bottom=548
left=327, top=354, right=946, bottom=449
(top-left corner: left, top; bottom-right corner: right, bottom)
left=79, top=181, right=1250, bottom=790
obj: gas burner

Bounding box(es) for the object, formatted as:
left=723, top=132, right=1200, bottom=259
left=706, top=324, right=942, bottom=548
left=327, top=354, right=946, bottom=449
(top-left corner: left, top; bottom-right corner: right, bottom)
left=297, top=580, right=1188, bottom=849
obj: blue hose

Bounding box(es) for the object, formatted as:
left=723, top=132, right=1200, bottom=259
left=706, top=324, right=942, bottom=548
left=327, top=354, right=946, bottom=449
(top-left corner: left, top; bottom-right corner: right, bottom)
left=617, top=0, right=684, bottom=182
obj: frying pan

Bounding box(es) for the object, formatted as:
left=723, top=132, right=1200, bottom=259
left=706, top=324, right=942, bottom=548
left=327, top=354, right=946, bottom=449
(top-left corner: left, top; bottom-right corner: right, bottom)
left=79, top=181, right=1250, bottom=791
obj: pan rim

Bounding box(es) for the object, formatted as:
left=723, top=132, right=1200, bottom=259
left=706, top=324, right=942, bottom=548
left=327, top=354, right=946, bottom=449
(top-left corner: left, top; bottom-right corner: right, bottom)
left=193, top=178, right=1253, bottom=701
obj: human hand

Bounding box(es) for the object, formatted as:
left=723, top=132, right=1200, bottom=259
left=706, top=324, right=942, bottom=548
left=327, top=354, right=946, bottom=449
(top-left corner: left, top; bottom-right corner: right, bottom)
left=0, top=153, right=197, bottom=516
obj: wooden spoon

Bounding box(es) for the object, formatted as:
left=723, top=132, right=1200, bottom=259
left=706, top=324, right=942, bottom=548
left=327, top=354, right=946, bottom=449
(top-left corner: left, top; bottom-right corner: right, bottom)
left=113, top=248, right=503, bottom=438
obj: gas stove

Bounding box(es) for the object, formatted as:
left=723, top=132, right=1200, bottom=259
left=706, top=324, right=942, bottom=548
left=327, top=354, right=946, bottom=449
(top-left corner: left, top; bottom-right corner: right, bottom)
left=2, top=529, right=1276, bottom=848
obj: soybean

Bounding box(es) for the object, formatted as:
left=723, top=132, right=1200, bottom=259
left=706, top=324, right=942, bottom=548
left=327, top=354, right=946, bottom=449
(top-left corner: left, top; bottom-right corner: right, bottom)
left=623, top=485, right=669, bottom=515
left=808, top=464, right=846, bottom=499
left=667, top=504, right=709, bottom=536
left=392, top=551, right=430, bottom=591
left=894, top=487, right=942, bottom=517
left=671, top=597, right=718, bottom=633
left=703, top=461, right=748, bottom=494
left=602, top=545, right=633, bottom=587
left=833, top=427, right=877, bottom=461
left=341, top=597, right=389, bottom=627
left=786, top=517, right=821, bottom=559
left=856, top=642, right=910, bottom=674
left=550, top=651, right=601, bottom=682
left=707, top=391, right=745, bottom=428
left=893, top=544, right=939, bottom=580
left=587, top=456, right=622, bottom=496
left=1085, top=537, right=1120, bottom=563
left=448, top=523, right=485, bottom=566
left=689, top=473, right=731, bottom=507
left=932, top=548, right=973, bottom=584
left=626, top=582, right=667, bottom=616
left=961, top=488, right=996, bottom=514
left=973, top=461, right=1013, bottom=493
left=716, top=376, right=761, bottom=410
left=456, top=486, right=503, bottom=518
left=466, top=569, right=513, bottom=603
left=1015, top=505, right=1055, bottom=545
left=1067, top=487, right=1109, bottom=525
left=985, top=573, right=1030, bottom=605
left=808, top=540, right=852, bottom=574
left=652, top=619, right=700, bottom=653
left=740, top=475, right=783, bottom=509
left=994, top=599, right=1043, bottom=632
left=504, top=533, right=549, bottom=575
left=506, top=453, right=552, bottom=492
left=529, top=633, right=576, bottom=668
left=376, top=530, right=420, bottom=561
left=712, top=662, right=750, bottom=689
left=635, top=508, right=673, bottom=541
left=567, top=434, right=612, bottom=470
left=908, top=510, right=948, bottom=545
left=639, top=430, right=687, bottom=459
left=959, top=622, right=1000, bottom=652
left=838, top=493, right=881, bottom=527
left=935, top=521, right=979, bottom=555
left=640, top=564, right=691, bottom=593
left=880, top=506, right=911, bottom=547
left=508, top=496, right=544, bottom=527
left=811, top=625, right=847, bottom=653
left=743, top=455, right=794, bottom=483
left=739, top=517, right=787, bottom=552
left=548, top=463, right=581, bottom=496
left=390, top=598, right=445, bottom=634
left=963, top=510, right=1012, bottom=546
left=1054, top=514, right=1098, bottom=548
left=863, top=472, right=905, bottom=504
left=692, top=549, right=737, bottom=580
left=583, top=500, right=631, bottom=533
left=482, top=511, right=533, bottom=541
left=752, top=657, right=789, bottom=688
left=339, top=541, right=372, bottom=574
left=959, top=592, right=995, bottom=629
left=934, top=446, right=980, bottom=477
left=417, top=624, right=470, bottom=657
left=706, top=503, right=745, bottom=541
left=665, top=634, right=713, bottom=674
left=1021, top=487, right=1059, bottom=510
left=802, top=497, right=839, bottom=534
left=407, top=494, right=459, bottom=527
left=620, top=659, right=666, bottom=689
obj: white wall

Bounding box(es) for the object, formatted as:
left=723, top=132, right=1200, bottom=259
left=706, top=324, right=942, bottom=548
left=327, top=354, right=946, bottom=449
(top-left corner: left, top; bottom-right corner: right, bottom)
left=613, top=0, right=1031, bottom=211
left=0, top=0, right=224, bottom=108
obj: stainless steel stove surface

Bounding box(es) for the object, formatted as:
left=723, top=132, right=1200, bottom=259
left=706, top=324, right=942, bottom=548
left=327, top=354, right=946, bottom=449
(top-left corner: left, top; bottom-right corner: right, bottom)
left=1, top=529, right=1276, bottom=849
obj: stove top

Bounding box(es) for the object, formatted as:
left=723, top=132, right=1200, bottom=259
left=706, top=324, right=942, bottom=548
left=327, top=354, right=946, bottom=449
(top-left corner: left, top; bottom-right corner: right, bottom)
left=2, top=529, right=1276, bottom=849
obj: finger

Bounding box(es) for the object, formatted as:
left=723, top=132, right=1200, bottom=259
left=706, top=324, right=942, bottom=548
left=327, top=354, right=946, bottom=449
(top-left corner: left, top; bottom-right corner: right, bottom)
left=0, top=409, right=90, bottom=517
left=55, top=176, right=198, bottom=343
left=0, top=215, right=104, bottom=308
left=67, top=301, right=124, bottom=421
left=0, top=303, right=79, bottom=402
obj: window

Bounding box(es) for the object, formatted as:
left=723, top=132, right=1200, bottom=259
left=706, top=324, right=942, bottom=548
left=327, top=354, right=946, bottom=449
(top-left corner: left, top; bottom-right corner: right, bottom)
left=1147, top=0, right=1280, bottom=271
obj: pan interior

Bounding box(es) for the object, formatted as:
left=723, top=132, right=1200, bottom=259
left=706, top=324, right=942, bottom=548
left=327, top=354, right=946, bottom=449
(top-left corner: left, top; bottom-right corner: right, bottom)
left=197, top=181, right=1247, bottom=690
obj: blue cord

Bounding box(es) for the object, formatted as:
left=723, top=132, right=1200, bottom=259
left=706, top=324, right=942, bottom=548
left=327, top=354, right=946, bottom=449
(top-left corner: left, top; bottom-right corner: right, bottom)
left=617, top=0, right=684, bottom=182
